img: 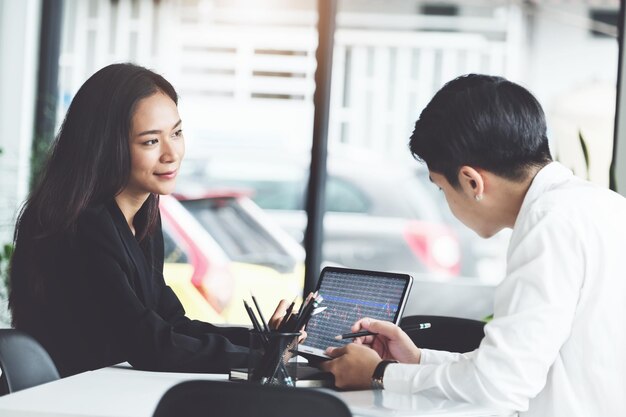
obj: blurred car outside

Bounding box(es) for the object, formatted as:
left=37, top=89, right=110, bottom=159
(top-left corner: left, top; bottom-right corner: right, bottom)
left=172, top=190, right=305, bottom=275
left=159, top=195, right=303, bottom=325
left=162, top=262, right=224, bottom=323
left=413, top=165, right=509, bottom=284
left=176, top=146, right=463, bottom=280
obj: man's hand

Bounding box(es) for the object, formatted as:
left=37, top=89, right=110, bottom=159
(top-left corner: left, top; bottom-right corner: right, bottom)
left=351, top=318, right=421, bottom=363
left=320, top=343, right=381, bottom=390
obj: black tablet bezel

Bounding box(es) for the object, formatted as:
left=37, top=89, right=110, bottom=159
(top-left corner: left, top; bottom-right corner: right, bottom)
left=298, top=266, right=413, bottom=360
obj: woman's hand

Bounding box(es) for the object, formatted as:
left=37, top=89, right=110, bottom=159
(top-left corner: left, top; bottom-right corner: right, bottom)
left=268, top=298, right=308, bottom=343
left=350, top=318, right=421, bottom=363
left=268, top=299, right=291, bottom=330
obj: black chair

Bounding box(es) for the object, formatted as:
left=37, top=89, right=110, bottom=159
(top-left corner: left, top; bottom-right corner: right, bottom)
left=0, top=329, right=60, bottom=395
left=153, top=380, right=352, bottom=417
left=400, top=315, right=486, bottom=353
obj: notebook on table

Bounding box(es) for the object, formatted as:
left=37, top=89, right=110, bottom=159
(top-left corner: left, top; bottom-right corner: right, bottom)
left=229, top=363, right=334, bottom=388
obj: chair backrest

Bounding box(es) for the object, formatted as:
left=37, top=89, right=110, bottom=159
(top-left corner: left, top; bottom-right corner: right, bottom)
left=153, top=380, right=352, bottom=417
left=400, top=315, right=486, bottom=353
left=403, top=279, right=495, bottom=320
left=0, top=329, right=60, bottom=395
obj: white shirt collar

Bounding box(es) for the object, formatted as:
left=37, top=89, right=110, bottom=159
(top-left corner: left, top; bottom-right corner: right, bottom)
left=515, top=161, right=574, bottom=227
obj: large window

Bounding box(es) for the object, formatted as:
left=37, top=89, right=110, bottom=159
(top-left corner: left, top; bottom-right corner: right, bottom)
left=54, top=0, right=619, bottom=323
left=325, top=0, right=618, bottom=319
left=58, top=0, right=316, bottom=324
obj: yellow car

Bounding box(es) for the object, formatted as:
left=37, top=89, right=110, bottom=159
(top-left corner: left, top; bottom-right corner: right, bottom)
left=163, top=262, right=223, bottom=323
left=160, top=195, right=304, bottom=325
left=163, top=261, right=303, bottom=324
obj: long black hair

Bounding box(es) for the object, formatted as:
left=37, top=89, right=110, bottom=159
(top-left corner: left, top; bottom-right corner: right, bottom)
left=9, top=63, right=178, bottom=326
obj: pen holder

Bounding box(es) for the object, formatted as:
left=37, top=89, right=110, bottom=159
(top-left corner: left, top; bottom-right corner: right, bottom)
left=248, top=331, right=300, bottom=387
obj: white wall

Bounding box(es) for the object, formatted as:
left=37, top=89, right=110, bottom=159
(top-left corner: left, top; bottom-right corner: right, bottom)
left=524, top=3, right=618, bottom=185
left=0, top=0, right=41, bottom=244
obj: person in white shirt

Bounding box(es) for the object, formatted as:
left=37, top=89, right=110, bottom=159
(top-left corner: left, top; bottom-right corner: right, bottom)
left=320, top=74, right=626, bottom=416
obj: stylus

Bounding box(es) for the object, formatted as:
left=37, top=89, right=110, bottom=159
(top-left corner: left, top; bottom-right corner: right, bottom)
left=334, top=330, right=376, bottom=340
left=335, top=323, right=431, bottom=340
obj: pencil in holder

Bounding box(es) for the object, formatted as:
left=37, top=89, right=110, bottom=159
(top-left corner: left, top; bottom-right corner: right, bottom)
left=248, top=331, right=300, bottom=387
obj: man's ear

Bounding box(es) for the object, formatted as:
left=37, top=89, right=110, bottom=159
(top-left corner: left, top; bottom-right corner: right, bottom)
left=457, top=166, right=485, bottom=199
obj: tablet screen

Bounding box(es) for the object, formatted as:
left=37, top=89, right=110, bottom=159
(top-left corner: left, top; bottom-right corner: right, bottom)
left=299, top=267, right=413, bottom=358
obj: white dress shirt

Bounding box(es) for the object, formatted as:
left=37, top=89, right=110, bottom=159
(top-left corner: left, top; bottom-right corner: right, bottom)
left=384, top=162, right=626, bottom=416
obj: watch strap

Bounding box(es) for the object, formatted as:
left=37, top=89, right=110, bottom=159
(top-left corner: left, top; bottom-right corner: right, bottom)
left=371, top=359, right=398, bottom=390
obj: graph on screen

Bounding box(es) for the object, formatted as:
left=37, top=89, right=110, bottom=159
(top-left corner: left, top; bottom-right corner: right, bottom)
left=303, top=269, right=410, bottom=352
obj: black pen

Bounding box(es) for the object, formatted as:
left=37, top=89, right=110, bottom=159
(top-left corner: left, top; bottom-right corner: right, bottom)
left=284, top=299, right=296, bottom=318
left=334, top=322, right=431, bottom=340
left=251, top=294, right=270, bottom=333
left=296, top=291, right=317, bottom=316
left=243, top=300, right=263, bottom=334
left=244, top=300, right=290, bottom=382
left=278, top=298, right=296, bottom=331
left=293, top=294, right=323, bottom=332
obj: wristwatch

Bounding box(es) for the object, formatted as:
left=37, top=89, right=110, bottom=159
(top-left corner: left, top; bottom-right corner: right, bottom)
left=371, top=360, right=398, bottom=390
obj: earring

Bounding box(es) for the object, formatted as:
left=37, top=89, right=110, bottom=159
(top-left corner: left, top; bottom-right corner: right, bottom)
left=475, top=194, right=483, bottom=202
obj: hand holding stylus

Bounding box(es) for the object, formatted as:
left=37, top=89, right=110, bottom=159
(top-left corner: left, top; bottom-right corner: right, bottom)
left=321, top=318, right=422, bottom=389
left=335, top=322, right=430, bottom=340
left=329, top=317, right=422, bottom=363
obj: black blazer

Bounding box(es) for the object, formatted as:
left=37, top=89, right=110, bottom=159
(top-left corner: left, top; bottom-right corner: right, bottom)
left=17, top=200, right=249, bottom=377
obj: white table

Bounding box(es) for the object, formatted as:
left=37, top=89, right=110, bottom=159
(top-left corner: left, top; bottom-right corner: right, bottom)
left=0, top=365, right=514, bottom=417
left=330, top=390, right=513, bottom=417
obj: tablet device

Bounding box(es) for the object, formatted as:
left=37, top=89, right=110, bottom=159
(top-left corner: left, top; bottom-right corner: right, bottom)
left=298, top=266, right=413, bottom=361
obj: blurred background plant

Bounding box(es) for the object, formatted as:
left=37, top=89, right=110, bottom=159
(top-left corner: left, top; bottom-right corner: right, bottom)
left=0, top=234, right=12, bottom=328
left=553, top=130, right=591, bottom=180
left=0, top=145, right=12, bottom=327
left=579, top=131, right=590, bottom=175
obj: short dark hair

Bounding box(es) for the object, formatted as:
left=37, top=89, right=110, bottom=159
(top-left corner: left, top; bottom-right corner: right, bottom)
left=409, top=74, right=552, bottom=187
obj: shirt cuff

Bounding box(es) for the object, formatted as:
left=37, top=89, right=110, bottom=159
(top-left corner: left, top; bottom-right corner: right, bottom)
left=420, top=348, right=466, bottom=365
left=383, top=363, right=419, bottom=394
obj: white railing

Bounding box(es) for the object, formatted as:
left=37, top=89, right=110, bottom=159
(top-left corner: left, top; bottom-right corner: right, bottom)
left=331, top=29, right=510, bottom=159
left=58, top=0, right=520, bottom=159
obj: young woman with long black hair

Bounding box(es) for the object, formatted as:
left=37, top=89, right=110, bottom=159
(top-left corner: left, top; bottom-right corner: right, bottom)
left=9, top=63, right=277, bottom=377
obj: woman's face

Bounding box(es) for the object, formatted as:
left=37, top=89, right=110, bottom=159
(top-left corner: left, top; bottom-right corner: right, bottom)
left=124, top=91, right=184, bottom=199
